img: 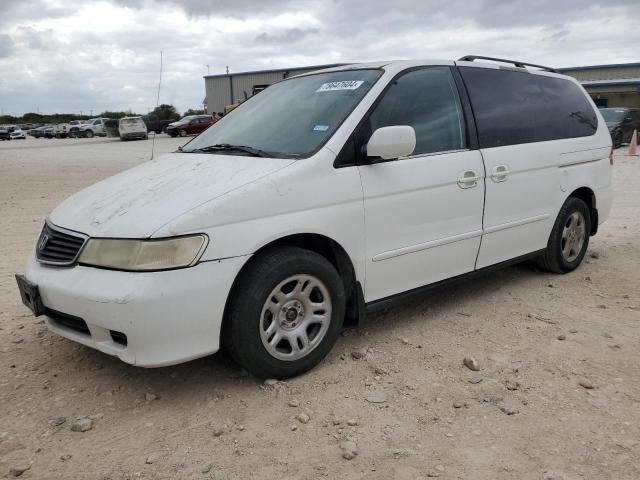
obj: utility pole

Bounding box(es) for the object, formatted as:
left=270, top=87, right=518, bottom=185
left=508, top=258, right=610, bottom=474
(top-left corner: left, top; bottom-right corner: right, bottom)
left=226, top=65, right=229, bottom=75
left=206, top=64, right=210, bottom=75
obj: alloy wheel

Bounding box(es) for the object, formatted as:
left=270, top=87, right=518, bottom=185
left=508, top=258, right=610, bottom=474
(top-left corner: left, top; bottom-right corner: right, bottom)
left=259, top=274, right=332, bottom=361
left=561, top=211, right=586, bottom=262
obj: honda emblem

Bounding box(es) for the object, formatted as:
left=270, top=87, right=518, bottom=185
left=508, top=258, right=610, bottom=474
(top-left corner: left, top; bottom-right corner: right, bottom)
left=38, top=233, right=49, bottom=252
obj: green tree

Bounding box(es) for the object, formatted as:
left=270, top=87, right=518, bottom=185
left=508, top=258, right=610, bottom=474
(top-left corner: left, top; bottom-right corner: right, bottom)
left=0, top=115, right=17, bottom=124
left=150, top=104, right=180, bottom=121
left=99, top=111, right=138, bottom=120
left=22, top=112, right=44, bottom=123
left=183, top=108, right=206, bottom=116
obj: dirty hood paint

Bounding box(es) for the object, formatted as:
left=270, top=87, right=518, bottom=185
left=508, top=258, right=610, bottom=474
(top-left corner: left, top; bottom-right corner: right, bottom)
left=49, top=152, right=295, bottom=238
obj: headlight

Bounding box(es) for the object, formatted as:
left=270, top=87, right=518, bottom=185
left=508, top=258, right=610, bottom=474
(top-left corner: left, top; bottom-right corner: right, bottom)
left=78, top=235, right=208, bottom=271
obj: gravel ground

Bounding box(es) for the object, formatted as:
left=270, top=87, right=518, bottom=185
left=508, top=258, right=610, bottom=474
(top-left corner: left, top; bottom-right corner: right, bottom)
left=1, top=136, right=639, bottom=479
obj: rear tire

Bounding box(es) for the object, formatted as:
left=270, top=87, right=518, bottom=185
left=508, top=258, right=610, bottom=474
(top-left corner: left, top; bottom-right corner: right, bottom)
left=224, top=247, right=346, bottom=379
left=613, top=130, right=623, bottom=149
left=538, top=197, right=591, bottom=274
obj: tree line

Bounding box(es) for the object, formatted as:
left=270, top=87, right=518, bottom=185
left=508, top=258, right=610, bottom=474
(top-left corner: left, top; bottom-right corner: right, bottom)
left=0, top=104, right=206, bottom=125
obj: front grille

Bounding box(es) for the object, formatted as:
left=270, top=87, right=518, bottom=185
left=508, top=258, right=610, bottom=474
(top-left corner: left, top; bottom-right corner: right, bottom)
left=47, top=309, right=90, bottom=336
left=36, top=222, right=87, bottom=266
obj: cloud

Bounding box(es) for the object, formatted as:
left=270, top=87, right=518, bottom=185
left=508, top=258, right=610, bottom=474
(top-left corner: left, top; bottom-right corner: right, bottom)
left=254, top=28, right=319, bottom=45
left=0, top=0, right=638, bottom=116
left=0, top=34, right=14, bottom=58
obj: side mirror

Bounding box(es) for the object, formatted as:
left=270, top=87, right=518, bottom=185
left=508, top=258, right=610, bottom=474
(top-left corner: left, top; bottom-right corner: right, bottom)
left=366, top=126, right=416, bottom=161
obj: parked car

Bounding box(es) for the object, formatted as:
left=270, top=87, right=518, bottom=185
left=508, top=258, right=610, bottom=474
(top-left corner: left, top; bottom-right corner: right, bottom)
left=53, top=123, right=71, bottom=138
left=142, top=114, right=173, bottom=134
left=599, top=107, right=640, bottom=148
left=68, top=120, right=89, bottom=138
left=77, top=118, right=111, bottom=138
left=119, top=116, right=148, bottom=141
left=31, top=126, right=54, bottom=138
left=10, top=129, right=27, bottom=140
left=17, top=56, right=612, bottom=379
left=103, top=119, right=120, bottom=138
left=0, top=126, right=11, bottom=141
left=165, top=115, right=212, bottom=137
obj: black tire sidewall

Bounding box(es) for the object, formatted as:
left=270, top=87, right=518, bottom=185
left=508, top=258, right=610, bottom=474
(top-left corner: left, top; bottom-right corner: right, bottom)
left=614, top=130, right=623, bottom=148
left=227, top=247, right=346, bottom=379
left=551, top=197, right=591, bottom=272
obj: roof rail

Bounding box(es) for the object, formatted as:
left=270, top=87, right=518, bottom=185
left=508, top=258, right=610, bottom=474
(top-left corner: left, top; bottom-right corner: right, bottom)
left=457, top=55, right=558, bottom=73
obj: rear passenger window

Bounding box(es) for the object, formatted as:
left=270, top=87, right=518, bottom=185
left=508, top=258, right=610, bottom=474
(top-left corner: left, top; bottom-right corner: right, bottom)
left=459, top=67, right=597, bottom=148
left=369, top=67, right=466, bottom=155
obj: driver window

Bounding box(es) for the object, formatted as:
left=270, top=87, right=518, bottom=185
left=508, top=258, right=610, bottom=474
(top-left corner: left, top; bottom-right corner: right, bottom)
left=368, top=67, right=466, bottom=156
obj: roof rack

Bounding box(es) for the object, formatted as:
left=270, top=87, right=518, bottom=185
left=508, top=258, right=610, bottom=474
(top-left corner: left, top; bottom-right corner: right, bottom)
left=457, top=55, right=558, bottom=73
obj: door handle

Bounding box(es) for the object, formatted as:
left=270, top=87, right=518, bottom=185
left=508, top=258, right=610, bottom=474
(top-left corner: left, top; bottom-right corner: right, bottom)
left=491, top=165, right=509, bottom=182
left=457, top=170, right=479, bottom=189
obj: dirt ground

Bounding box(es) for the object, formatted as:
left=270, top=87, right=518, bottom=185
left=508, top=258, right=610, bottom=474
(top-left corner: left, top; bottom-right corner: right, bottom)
left=1, top=136, right=639, bottom=480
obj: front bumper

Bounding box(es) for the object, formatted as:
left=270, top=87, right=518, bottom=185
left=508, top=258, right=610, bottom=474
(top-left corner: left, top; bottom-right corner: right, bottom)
left=23, top=253, right=248, bottom=367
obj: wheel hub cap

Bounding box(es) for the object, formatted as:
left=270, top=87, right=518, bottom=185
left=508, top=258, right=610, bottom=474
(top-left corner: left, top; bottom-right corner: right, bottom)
left=279, top=301, right=304, bottom=329
left=561, top=211, right=586, bottom=262
left=259, top=274, right=332, bottom=361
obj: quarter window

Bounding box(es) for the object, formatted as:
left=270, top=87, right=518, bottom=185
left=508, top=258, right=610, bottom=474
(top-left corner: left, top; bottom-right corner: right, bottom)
left=459, top=67, right=597, bottom=148
left=368, top=67, right=466, bottom=156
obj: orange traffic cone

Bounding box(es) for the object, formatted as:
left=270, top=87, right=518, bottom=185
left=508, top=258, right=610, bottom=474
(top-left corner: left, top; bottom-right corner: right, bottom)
left=630, top=129, right=638, bottom=156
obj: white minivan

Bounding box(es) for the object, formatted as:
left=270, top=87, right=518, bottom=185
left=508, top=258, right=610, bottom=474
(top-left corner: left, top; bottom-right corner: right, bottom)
left=16, top=56, right=613, bottom=378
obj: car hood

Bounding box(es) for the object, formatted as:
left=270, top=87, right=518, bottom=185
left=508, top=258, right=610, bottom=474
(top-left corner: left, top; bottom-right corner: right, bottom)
left=49, top=152, right=295, bottom=238
left=605, top=122, right=620, bottom=128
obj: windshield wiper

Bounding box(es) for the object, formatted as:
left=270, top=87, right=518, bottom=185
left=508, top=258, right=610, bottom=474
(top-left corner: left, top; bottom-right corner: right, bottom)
left=186, top=143, right=271, bottom=157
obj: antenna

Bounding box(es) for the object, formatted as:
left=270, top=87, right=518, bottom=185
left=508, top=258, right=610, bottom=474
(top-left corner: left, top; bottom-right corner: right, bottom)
left=151, top=50, right=163, bottom=160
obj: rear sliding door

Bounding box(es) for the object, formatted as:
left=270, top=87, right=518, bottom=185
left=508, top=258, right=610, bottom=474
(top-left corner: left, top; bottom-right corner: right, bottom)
left=458, top=66, right=598, bottom=268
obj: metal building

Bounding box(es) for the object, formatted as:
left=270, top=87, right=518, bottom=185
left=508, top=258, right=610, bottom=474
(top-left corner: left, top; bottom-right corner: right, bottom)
left=203, top=64, right=345, bottom=114
left=560, top=62, right=640, bottom=108
left=203, top=61, right=640, bottom=114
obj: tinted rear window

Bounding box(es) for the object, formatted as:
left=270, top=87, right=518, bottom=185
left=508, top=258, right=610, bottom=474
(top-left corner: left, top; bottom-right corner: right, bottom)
left=459, top=67, right=597, bottom=148
left=120, top=118, right=143, bottom=125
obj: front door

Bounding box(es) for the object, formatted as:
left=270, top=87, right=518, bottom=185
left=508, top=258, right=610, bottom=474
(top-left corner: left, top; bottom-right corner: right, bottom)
left=356, top=67, right=486, bottom=302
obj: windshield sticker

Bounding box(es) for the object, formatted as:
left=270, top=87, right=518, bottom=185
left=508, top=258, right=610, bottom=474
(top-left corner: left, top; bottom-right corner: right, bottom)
left=313, top=125, right=329, bottom=132
left=316, top=80, right=364, bottom=92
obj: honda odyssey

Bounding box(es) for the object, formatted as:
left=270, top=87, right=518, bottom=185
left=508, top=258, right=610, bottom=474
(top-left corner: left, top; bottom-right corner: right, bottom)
left=16, top=56, right=613, bottom=378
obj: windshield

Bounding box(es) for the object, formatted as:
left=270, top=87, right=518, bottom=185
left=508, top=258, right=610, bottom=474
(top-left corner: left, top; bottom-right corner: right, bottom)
left=600, top=108, right=626, bottom=123
left=183, top=69, right=382, bottom=157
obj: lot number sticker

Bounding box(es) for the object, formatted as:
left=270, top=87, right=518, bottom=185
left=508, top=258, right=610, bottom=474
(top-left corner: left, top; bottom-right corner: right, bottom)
left=316, top=80, right=364, bottom=92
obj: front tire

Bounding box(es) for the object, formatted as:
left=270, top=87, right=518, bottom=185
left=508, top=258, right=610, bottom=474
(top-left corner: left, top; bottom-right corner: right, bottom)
left=224, top=247, right=346, bottom=379
left=179, top=129, right=187, bottom=137
left=538, top=197, right=591, bottom=274
left=84, top=130, right=94, bottom=138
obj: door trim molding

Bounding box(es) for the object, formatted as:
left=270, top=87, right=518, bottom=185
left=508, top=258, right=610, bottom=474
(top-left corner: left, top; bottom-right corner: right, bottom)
left=483, top=213, right=550, bottom=235
left=372, top=213, right=550, bottom=262
left=372, top=229, right=483, bottom=262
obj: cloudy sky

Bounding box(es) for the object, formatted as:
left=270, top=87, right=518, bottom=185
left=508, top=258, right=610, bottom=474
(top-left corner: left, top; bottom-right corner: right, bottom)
left=0, top=0, right=637, bottom=117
